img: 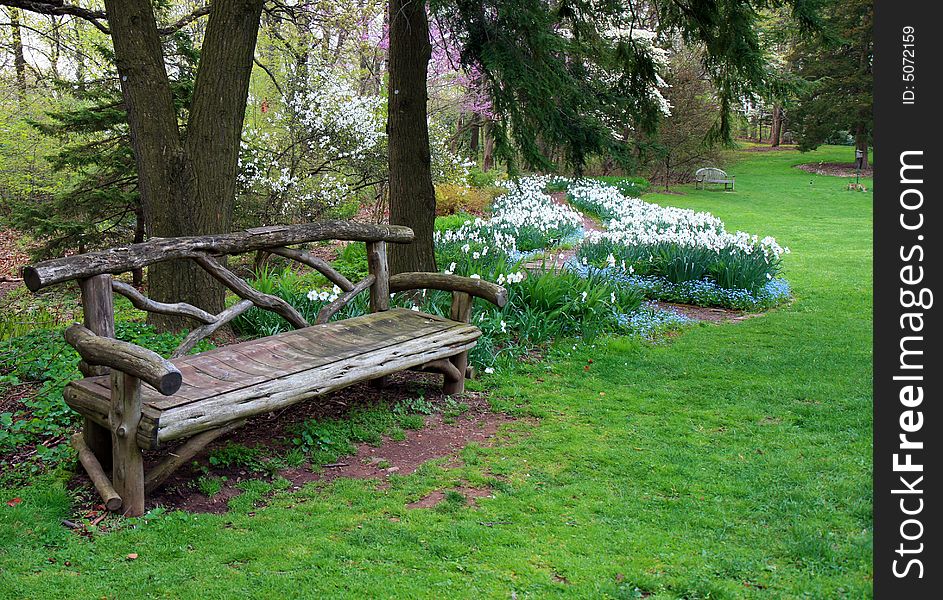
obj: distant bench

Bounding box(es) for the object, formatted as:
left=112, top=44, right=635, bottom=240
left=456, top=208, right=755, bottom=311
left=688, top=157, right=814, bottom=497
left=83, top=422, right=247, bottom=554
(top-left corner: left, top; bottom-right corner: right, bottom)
left=23, top=222, right=507, bottom=516
left=695, top=167, right=735, bottom=191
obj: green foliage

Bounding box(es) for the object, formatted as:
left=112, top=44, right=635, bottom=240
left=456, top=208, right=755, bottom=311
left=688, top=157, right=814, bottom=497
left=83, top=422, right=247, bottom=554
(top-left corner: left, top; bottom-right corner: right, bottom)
left=434, top=183, right=497, bottom=215
left=643, top=49, right=725, bottom=189
left=332, top=243, right=370, bottom=282
left=591, top=176, right=650, bottom=195
left=791, top=0, right=872, bottom=154
left=578, top=237, right=782, bottom=293
left=196, top=475, right=225, bottom=498
left=0, top=147, right=872, bottom=597
left=434, top=212, right=480, bottom=232
left=0, top=321, right=212, bottom=459
left=433, top=0, right=821, bottom=173
left=5, top=36, right=199, bottom=259
left=466, top=165, right=501, bottom=188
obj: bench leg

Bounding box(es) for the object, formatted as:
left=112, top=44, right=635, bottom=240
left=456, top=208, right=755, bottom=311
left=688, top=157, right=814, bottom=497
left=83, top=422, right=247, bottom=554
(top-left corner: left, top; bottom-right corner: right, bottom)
left=443, top=351, right=468, bottom=395
left=110, top=372, right=145, bottom=517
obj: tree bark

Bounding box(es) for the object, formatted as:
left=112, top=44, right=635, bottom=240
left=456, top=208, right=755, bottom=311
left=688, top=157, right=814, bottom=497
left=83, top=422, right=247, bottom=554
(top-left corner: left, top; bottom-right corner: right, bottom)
left=855, top=122, right=869, bottom=169
left=387, top=0, right=437, bottom=275
left=469, top=113, right=480, bottom=155
left=10, top=8, right=27, bottom=100
left=102, top=0, right=264, bottom=330
left=482, top=120, right=495, bottom=171
left=770, top=105, right=783, bottom=147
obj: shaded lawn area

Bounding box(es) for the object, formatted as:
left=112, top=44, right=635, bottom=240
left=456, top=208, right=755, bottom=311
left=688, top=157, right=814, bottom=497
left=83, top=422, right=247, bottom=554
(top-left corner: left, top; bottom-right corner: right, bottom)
left=0, top=146, right=872, bottom=598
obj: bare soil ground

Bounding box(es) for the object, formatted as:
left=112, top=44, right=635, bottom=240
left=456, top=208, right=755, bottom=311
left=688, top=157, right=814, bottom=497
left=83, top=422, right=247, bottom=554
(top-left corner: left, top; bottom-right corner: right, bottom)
left=652, top=301, right=759, bottom=323
left=795, top=162, right=873, bottom=178
left=0, top=229, right=29, bottom=301
left=60, top=371, right=516, bottom=516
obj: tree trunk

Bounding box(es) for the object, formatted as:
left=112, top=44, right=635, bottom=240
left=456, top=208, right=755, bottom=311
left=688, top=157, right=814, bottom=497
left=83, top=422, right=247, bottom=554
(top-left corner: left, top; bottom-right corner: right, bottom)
left=469, top=114, right=480, bottom=156
left=387, top=0, right=437, bottom=275
left=10, top=8, right=27, bottom=100
left=482, top=120, right=495, bottom=171
left=855, top=122, right=869, bottom=170
left=770, top=105, right=783, bottom=147
left=102, top=0, right=264, bottom=330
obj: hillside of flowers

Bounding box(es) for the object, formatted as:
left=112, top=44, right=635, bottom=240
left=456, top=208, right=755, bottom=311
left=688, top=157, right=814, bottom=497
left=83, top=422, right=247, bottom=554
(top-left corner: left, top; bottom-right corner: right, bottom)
left=434, top=176, right=792, bottom=312
left=232, top=176, right=792, bottom=369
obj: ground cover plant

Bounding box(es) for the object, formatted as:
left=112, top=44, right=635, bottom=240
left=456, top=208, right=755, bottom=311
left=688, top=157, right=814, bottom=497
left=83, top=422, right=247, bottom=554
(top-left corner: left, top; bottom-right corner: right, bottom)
left=0, top=146, right=872, bottom=597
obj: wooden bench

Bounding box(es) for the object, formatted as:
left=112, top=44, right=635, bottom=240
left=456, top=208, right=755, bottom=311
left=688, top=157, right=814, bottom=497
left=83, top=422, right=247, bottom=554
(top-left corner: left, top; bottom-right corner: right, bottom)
left=22, top=221, right=507, bottom=516
left=694, top=167, right=735, bottom=191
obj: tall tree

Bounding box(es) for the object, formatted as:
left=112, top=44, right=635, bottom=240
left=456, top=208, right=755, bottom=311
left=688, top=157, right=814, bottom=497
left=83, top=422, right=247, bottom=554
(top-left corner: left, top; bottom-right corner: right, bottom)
left=8, top=7, right=27, bottom=97
left=387, top=0, right=437, bottom=274
left=4, top=0, right=264, bottom=328
left=790, top=0, right=872, bottom=167
left=380, top=0, right=821, bottom=269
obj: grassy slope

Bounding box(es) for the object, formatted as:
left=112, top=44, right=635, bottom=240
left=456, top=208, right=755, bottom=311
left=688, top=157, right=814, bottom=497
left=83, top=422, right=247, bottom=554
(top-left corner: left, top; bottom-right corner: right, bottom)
left=0, top=146, right=873, bottom=599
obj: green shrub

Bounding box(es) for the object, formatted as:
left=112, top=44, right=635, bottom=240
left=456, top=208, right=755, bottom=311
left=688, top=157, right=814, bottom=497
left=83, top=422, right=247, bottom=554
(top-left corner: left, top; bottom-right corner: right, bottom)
left=435, top=183, right=496, bottom=215
left=592, top=175, right=650, bottom=195
left=466, top=165, right=500, bottom=188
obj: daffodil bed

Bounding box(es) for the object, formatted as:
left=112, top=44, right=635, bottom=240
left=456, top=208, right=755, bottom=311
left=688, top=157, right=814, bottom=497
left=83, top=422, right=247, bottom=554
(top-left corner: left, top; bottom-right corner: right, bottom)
left=234, top=176, right=791, bottom=370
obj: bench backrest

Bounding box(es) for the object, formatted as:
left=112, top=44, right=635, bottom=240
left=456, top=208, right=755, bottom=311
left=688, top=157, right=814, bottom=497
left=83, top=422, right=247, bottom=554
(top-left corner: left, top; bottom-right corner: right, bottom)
left=695, top=167, right=729, bottom=181
left=23, top=221, right=414, bottom=364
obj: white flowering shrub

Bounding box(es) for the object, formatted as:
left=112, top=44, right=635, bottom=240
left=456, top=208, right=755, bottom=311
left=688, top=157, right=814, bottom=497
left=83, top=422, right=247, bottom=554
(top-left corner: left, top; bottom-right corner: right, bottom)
left=236, top=61, right=387, bottom=226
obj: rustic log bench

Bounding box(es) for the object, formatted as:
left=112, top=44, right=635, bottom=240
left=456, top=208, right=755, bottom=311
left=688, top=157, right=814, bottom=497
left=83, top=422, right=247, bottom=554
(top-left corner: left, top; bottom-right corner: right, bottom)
left=694, top=167, right=735, bottom=191
left=22, top=221, right=507, bottom=516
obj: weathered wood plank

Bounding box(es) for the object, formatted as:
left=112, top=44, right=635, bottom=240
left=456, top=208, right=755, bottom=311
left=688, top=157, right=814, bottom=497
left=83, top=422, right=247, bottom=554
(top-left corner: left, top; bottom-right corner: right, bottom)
left=61, top=310, right=477, bottom=440
left=157, top=325, right=481, bottom=441
left=389, top=272, right=508, bottom=308
left=65, top=382, right=161, bottom=450
left=23, top=221, right=415, bottom=292
left=111, top=280, right=217, bottom=324
left=367, top=241, right=390, bottom=313
left=170, top=299, right=254, bottom=359
left=445, top=291, right=473, bottom=395
left=193, top=254, right=309, bottom=329
left=269, top=247, right=354, bottom=292
left=64, top=324, right=182, bottom=396
left=110, top=371, right=145, bottom=516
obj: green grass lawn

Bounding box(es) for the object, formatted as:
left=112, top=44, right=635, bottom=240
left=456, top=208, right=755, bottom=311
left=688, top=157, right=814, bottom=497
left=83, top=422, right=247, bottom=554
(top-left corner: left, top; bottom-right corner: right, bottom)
left=0, top=146, right=873, bottom=598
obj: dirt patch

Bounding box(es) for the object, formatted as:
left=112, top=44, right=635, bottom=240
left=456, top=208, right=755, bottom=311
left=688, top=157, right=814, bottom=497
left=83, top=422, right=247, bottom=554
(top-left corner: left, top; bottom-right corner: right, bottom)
left=0, top=229, right=30, bottom=302
left=795, top=162, right=873, bottom=178
left=61, top=372, right=516, bottom=516
left=653, top=301, right=759, bottom=323
left=741, top=144, right=799, bottom=152
left=406, top=485, right=494, bottom=509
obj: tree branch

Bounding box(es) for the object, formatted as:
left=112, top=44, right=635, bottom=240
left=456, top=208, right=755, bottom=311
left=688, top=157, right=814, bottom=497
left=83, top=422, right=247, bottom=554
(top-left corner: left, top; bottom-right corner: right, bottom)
left=1, top=1, right=212, bottom=36
left=0, top=0, right=109, bottom=33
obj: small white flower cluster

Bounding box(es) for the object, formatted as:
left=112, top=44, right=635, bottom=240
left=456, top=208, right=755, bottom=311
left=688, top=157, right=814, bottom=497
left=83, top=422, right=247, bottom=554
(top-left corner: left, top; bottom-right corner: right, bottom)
left=496, top=272, right=525, bottom=285
left=307, top=285, right=343, bottom=303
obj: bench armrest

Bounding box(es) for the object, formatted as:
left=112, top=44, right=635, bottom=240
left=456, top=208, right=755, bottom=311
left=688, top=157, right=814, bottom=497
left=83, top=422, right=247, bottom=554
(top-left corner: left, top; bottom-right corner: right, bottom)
left=388, top=272, right=508, bottom=308
left=64, top=324, right=183, bottom=396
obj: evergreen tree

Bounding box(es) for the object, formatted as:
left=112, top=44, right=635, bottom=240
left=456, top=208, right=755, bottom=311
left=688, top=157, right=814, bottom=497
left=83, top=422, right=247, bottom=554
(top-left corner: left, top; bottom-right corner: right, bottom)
left=790, top=0, right=872, bottom=166
left=9, top=37, right=197, bottom=265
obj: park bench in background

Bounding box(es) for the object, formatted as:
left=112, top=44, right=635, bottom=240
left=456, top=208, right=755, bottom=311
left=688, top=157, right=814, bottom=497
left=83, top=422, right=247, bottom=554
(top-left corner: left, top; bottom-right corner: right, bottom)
left=694, top=167, right=735, bottom=191
left=22, top=222, right=506, bottom=516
